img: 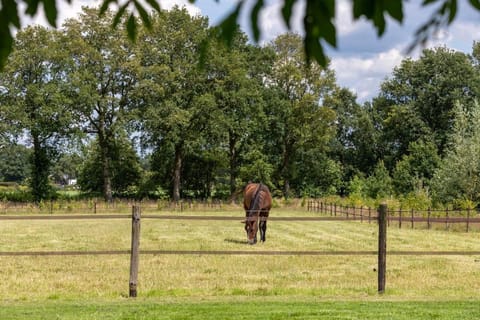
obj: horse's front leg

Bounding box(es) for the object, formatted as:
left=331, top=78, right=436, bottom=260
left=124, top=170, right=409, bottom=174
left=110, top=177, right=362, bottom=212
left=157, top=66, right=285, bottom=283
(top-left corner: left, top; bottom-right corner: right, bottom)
left=260, top=218, right=267, bottom=242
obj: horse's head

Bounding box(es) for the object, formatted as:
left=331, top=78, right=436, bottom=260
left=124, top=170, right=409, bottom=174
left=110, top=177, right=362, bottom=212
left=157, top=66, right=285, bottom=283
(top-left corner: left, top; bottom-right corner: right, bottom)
left=244, top=215, right=258, bottom=245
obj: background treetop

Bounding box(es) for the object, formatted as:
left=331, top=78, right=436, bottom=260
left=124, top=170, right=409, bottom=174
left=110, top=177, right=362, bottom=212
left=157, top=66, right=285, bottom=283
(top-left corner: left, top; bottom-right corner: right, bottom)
left=1, top=0, right=479, bottom=70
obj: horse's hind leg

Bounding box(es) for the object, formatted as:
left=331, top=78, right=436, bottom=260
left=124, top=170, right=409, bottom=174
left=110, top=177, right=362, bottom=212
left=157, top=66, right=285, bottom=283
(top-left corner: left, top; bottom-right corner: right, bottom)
left=260, top=220, right=267, bottom=242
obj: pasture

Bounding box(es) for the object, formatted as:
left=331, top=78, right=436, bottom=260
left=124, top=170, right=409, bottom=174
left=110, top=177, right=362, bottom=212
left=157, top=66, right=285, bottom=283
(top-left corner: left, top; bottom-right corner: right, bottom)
left=1, top=205, right=480, bottom=319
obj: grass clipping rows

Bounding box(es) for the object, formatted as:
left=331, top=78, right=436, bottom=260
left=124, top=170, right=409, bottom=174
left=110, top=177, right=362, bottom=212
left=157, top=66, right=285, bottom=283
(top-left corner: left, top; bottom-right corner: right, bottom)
left=1, top=208, right=480, bottom=301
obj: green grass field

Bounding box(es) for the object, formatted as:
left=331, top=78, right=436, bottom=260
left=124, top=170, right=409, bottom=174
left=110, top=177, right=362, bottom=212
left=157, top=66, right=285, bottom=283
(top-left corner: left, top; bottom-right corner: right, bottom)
left=1, top=206, right=480, bottom=319
left=2, top=299, right=480, bottom=320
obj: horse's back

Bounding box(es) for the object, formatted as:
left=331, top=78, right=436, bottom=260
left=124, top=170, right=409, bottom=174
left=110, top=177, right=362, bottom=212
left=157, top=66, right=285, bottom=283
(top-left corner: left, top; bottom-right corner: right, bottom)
left=243, top=183, right=272, bottom=213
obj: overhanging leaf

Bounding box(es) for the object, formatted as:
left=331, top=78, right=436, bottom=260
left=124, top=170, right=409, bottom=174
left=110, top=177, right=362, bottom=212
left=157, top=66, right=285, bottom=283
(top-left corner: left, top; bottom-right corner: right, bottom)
left=304, top=35, right=327, bottom=67
left=0, top=26, right=13, bottom=70
left=251, top=0, right=264, bottom=42
left=42, top=0, right=58, bottom=27
left=218, top=1, right=242, bottom=47
left=126, top=14, right=137, bottom=41
left=281, top=0, right=295, bottom=28
left=384, top=0, right=404, bottom=22
left=3, top=0, right=20, bottom=28
left=134, top=0, right=152, bottom=29
left=447, top=0, right=457, bottom=23
left=112, top=2, right=129, bottom=29
left=24, top=0, right=40, bottom=16
left=353, top=0, right=374, bottom=19
left=100, top=0, right=117, bottom=16
left=469, top=0, right=480, bottom=9
left=303, top=0, right=335, bottom=66
left=372, top=4, right=386, bottom=36
left=144, top=0, right=162, bottom=13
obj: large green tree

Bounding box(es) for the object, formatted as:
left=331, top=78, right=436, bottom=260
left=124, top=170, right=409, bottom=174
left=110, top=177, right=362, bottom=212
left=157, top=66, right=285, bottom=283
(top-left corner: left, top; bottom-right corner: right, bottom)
left=0, top=26, right=72, bottom=201
left=376, top=46, right=478, bottom=167
left=77, top=135, right=142, bottom=196
left=136, top=8, right=217, bottom=201
left=265, top=33, right=337, bottom=197
left=392, top=139, right=440, bottom=195
left=63, top=7, right=138, bottom=201
left=207, top=29, right=272, bottom=197
left=325, top=88, right=380, bottom=191
left=431, top=101, right=480, bottom=204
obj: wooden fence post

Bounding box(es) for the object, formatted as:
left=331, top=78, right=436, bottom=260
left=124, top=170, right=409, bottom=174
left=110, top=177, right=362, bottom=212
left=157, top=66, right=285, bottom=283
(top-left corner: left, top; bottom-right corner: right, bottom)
left=427, top=208, right=431, bottom=230
left=446, top=208, right=449, bottom=231
left=411, top=209, right=414, bottom=229
left=378, top=203, right=387, bottom=294
left=399, top=208, right=402, bottom=229
left=467, top=208, right=470, bottom=233
left=129, top=205, right=141, bottom=298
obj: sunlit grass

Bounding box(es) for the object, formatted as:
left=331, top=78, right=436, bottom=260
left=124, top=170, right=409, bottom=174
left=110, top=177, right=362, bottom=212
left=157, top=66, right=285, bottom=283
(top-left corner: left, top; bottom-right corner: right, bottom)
left=1, top=207, right=480, bottom=302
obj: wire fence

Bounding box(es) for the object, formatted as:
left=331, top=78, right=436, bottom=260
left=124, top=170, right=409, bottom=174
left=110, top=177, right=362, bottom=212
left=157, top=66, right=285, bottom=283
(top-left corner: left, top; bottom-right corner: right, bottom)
left=307, top=200, right=480, bottom=232
left=1, top=208, right=479, bottom=257
left=3, top=204, right=480, bottom=296
left=0, top=198, right=228, bottom=215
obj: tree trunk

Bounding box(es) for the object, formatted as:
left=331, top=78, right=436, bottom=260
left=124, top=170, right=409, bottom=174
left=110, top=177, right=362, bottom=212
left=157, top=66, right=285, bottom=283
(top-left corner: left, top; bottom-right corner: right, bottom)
left=284, top=179, right=290, bottom=199
left=30, top=133, right=51, bottom=202
left=229, top=133, right=238, bottom=199
left=98, top=129, right=113, bottom=203
left=282, top=141, right=292, bottom=199
left=102, top=151, right=113, bottom=203
left=172, top=145, right=183, bottom=202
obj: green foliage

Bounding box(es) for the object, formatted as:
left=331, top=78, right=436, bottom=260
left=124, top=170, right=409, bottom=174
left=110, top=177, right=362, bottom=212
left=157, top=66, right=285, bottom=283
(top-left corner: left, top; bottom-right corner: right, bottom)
left=239, top=149, right=274, bottom=188
left=265, top=33, right=337, bottom=197
left=64, top=7, right=140, bottom=201
left=431, top=101, right=480, bottom=205
left=378, top=47, right=478, bottom=159
left=77, top=137, right=142, bottom=196
left=135, top=8, right=213, bottom=201
left=364, top=161, right=393, bottom=199
left=295, top=153, right=342, bottom=197
left=1, top=6, right=480, bottom=205
left=392, top=139, right=440, bottom=195
left=451, top=198, right=476, bottom=210
left=0, top=185, right=33, bottom=202
left=325, top=88, right=380, bottom=182
left=0, top=144, right=30, bottom=183
left=399, top=188, right=432, bottom=210
left=0, top=26, right=74, bottom=202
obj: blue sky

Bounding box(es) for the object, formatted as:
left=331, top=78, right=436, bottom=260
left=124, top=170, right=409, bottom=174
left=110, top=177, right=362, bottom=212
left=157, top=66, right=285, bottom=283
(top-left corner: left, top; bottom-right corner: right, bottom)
left=23, top=0, right=480, bottom=102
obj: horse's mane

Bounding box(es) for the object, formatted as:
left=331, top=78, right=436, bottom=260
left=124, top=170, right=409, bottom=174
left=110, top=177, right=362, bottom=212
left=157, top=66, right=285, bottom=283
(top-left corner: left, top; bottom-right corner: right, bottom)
left=248, top=183, right=264, bottom=216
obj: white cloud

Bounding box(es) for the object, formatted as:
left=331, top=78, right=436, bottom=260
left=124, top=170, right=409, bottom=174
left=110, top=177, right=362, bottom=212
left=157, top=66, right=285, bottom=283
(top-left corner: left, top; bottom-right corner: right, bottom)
left=255, top=0, right=304, bottom=43
left=336, top=0, right=369, bottom=37
left=331, top=48, right=405, bottom=101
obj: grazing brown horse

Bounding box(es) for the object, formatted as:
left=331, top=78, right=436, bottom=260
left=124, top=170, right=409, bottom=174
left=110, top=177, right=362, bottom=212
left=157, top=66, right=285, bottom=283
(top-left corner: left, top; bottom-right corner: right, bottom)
left=243, top=182, right=272, bottom=245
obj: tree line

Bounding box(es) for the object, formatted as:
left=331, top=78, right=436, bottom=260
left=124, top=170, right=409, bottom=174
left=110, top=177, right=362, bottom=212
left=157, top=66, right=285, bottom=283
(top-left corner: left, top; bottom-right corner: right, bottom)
left=0, top=7, right=479, bottom=207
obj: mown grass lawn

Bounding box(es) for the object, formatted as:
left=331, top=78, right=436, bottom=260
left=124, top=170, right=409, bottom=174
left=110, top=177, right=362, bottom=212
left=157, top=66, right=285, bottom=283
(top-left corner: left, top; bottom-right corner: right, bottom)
left=1, top=299, right=480, bottom=320
left=1, top=206, right=480, bottom=318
